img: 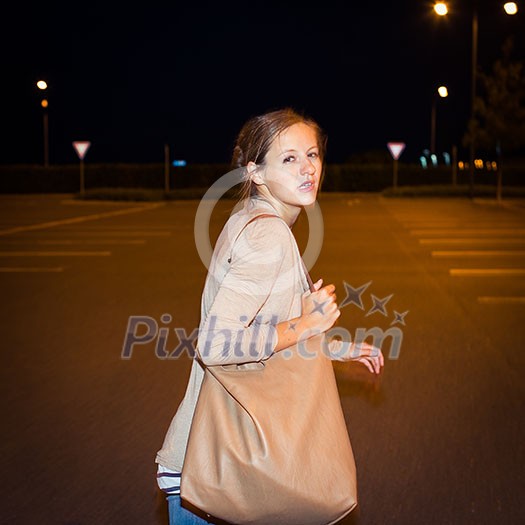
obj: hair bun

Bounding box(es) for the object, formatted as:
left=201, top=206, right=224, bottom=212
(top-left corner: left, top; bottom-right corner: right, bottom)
left=232, top=144, right=245, bottom=168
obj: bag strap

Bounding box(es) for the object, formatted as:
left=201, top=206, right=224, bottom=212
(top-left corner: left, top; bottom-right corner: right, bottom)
left=228, top=212, right=315, bottom=293
left=301, top=259, right=315, bottom=293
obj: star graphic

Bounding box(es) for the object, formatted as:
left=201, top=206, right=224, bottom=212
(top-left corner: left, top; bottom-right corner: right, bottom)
left=285, top=321, right=298, bottom=333
left=312, top=300, right=326, bottom=314
left=366, top=293, right=394, bottom=317
left=391, top=310, right=409, bottom=326
left=339, top=280, right=372, bottom=310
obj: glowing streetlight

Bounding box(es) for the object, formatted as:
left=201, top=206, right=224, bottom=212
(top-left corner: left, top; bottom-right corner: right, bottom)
left=503, top=2, right=518, bottom=15
left=36, top=80, right=49, bottom=167
left=433, top=2, right=519, bottom=196
left=431, top=85, right=449, bottom=155
left=437, top=85, right=448, bottom=98
left=434, top=2, right=448, bottom=16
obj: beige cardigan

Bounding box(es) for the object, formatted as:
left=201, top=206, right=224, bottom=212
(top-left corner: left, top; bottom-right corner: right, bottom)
left=155, top=197, right=310, bottom=472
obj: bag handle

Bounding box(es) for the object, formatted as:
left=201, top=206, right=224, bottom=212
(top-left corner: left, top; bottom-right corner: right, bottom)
left=301, top=259, right=315, bottom=293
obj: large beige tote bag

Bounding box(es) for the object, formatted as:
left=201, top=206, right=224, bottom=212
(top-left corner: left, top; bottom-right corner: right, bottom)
left=181, top=241, right=358, bottom=524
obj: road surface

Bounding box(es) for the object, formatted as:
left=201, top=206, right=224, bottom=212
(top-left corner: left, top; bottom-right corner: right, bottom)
left=1, top=193, right=523, bottom=524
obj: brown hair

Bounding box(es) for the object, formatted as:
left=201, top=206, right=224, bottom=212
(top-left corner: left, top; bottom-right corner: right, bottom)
left=231, top=108, right=327, bottom=200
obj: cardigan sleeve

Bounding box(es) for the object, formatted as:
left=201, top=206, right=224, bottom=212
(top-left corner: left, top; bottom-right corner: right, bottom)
left=196, top=217, right=293, bottom=366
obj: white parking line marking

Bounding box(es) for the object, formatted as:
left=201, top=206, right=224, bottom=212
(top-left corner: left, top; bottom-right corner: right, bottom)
left=400, top=220, right=524, bottom=226
left=59, top=225, right=173, bottom=229
left=449, top=268, right=525, bottom=276
left=0, top=251, right=111, bottom=257
left=38, top=240, right=146, bottom=245
left=420, top=238, right=525, bottom=245
left=432, top=250, right=525, bottom=257
left=0, top=240, right=147, bottom=245
left=0, top=202, right=165, bottom=236
left=411, top=229, right=525, bottom=236
left=477, top=297, right=525, bottom=304
left=48, top=231, right=171, bottom=237
left=0, top=267, right=64, bottom=272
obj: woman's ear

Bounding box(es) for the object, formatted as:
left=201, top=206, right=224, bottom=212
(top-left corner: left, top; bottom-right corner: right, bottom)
left=247, top=161, right=265, bottom=186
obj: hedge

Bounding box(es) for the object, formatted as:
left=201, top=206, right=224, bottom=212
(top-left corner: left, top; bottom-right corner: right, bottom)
left=0, top=162, right=523, bottom=194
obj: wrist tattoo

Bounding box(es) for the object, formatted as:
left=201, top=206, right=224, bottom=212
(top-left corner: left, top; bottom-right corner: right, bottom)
left=285, top=321, right=298, bottom=333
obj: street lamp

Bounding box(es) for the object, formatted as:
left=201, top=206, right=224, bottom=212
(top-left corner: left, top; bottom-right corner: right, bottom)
left=433, top=2, right=518, bottom=197
left=36, top=80, right=49, bottom=167
left=431, top=85, right=448, bottom=156
left=504, top=3, right=518, bottom=16
left=434, top=2, right=448, bottom=16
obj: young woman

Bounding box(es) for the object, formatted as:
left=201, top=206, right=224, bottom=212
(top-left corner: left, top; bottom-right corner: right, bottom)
left=156, top=108, right=384, bottom=524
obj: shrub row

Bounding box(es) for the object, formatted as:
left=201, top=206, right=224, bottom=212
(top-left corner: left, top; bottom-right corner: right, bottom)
left=0, top=162, right=523, bottom=194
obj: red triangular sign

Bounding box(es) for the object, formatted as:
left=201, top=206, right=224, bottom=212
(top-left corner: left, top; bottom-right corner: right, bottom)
left=387, top=142, right=405, bottom=160
left=73, top=141, right=91, bottom=160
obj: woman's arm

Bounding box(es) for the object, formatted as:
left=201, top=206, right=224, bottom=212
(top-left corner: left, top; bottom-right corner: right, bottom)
left=273, top=278, right=341, bottom=352
left=197, top=218, right=290, bottom=366
left=327, top=339, right=384, bottom=373
left=198, top=219, right=347, bottom=366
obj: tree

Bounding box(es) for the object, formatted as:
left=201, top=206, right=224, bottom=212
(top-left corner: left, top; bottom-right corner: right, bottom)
left=463, top=37, right=525, bottom=198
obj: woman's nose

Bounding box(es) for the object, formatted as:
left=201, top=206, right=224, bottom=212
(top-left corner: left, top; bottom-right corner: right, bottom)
left=300, top=156, right=316, bottom=176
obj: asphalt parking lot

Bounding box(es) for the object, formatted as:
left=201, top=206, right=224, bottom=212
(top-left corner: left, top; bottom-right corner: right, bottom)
left=1, top=193, right=524, bottom=525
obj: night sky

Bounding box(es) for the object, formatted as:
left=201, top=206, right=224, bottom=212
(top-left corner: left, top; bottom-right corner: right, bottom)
left=2, top=1, right=524, bottom=165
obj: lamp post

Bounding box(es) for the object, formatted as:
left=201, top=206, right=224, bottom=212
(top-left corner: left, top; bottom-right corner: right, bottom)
left=431, top=85, right=448, bottom=156
left=36, top=80, right=49, bottom=167
left=469, top=10, right=478, bottom=198
left=433, top=2, right=518, bottom=197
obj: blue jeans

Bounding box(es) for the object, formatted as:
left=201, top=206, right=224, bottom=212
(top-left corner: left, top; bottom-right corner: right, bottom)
left=167, top=494, right=211, bottom=525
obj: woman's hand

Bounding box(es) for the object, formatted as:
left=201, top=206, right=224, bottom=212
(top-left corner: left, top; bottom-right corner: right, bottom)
left=328, top=339, right=384, bottom=374
left=300, top=278, right=341, bottom=338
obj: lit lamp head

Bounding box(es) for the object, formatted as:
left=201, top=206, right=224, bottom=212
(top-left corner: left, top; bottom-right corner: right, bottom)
left=434, top=2, right=448, bottom=16
left=504, top=2, right=518, bottom=15
left=437, top=86, right=448, bottom=98
left=37, top=80, right=49, bottom=109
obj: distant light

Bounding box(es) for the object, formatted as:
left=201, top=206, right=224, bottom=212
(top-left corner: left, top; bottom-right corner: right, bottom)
left=491, top=161, right=498, bottom=170
left=172, top=160, right=187, bottom=167
left=504, top=2, right=518, bottom=15
left=474, top=158, right=484, bottom=169
left=420, top=156, right=428, bottom=169
left=437, top=85, right=448, bottom=98
left=458, top=161, right=465, bottom=170
left=430, top=154, right=438, bottom=167
left=41, top=99, right=48, bottom=108
left=486, top=161, right=492, bottom=171
left=434, top=2, right=448, bottom=16
left=443, top=152, right=451, bottom=166
left=36, top=80, right=47, bottom=90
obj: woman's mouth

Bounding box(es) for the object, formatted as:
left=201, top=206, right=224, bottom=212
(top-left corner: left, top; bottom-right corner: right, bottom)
left=299, top=181, right=315, bottom=192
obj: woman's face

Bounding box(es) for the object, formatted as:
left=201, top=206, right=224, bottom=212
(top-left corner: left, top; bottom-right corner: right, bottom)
left=254, top=122, right=322, bottom=208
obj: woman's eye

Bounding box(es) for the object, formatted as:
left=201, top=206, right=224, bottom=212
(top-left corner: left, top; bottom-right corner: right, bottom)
left=283, top=156, right=295, bottom=164
left=308, top=152, right=319, bottom=159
